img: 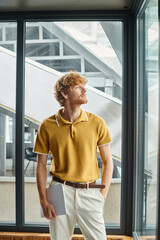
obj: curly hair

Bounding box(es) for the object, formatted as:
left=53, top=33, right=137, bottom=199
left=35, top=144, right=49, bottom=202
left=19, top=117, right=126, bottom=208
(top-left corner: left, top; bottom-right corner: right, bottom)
left=54, top=71, right=88, bottom=106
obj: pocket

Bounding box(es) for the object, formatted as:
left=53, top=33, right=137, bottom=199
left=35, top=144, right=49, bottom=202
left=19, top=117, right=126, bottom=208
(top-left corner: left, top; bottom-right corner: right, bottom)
left=97, top=190, right=105, bottom=203
left=80, top=189, right=104, bottom=212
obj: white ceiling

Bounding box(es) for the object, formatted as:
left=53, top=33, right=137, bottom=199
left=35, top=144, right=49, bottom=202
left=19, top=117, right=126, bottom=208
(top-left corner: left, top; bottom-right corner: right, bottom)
left=0, top=0, right=134, bottom=12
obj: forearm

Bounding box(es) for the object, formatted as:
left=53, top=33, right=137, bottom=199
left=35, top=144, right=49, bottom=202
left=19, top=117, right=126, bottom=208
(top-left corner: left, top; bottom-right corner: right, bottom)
left=101, top=160, right=113, bottom=198
left=36, top=163, right=48, bottom=206
left=36, top=154, right=57, bottom=220
left=99, top=144, right=113, bottom=199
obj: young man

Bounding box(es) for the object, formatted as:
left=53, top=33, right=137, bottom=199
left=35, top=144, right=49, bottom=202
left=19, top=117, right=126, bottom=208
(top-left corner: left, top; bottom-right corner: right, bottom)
left=33, top=71, right=113, bottom=240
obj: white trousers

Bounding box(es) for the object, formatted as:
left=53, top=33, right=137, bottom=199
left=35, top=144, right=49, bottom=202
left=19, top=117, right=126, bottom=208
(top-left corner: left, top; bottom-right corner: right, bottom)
left=49, top=181, right=106, bottom=240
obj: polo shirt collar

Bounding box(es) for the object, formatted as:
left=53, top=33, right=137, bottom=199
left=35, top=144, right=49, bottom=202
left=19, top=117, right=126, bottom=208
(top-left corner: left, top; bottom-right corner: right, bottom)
left=55, top=108, right=88, bottom=127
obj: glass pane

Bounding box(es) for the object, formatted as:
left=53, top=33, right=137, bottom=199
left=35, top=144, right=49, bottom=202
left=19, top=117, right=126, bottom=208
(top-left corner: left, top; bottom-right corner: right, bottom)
left=26, top=26, right=39, bottom=40
left=26, top=43, right=59, bottom=57
left=37, top=59, right=81, bottom=72
left=0, top=22, right=17, bottom=223
left=6, top=27, right=17, bottom=41
left=63, top=43, right=78, bottom=56
left=135, top=0, right=158, bottom=238
left=24, top=21, right=123, bottom=227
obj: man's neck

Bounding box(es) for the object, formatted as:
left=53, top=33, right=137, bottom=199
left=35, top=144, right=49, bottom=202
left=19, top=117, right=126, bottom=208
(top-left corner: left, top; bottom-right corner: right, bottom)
left=60, top=105, right=81, bottom=124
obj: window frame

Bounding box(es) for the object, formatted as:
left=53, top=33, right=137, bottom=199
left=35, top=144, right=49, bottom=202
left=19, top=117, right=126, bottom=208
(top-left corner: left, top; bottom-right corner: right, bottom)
left=0, top=11, right=134, bottom=236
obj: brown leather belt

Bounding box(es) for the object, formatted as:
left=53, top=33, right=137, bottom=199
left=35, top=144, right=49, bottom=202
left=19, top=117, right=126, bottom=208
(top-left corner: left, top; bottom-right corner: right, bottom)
left=53, top=176, right=105, bottom=189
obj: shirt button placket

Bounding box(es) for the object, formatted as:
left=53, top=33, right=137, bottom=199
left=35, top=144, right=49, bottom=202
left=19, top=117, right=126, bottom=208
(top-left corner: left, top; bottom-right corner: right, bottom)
left=70, top=124, right=74, bottom=138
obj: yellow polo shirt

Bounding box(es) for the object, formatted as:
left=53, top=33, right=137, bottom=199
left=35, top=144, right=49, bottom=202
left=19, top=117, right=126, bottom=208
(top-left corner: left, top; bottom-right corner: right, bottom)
left=33, top=109, right=112, bottom=182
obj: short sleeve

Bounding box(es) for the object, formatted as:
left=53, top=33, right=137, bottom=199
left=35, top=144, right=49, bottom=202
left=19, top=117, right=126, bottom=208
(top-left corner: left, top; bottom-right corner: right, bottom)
left=33, top=122, right=49, bottom=154
left=97, top=118, right=112, bottom=147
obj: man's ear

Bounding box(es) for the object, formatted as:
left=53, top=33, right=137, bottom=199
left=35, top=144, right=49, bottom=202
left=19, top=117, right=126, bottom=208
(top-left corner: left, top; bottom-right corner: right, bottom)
left=61, top=91, right=68, bottom=99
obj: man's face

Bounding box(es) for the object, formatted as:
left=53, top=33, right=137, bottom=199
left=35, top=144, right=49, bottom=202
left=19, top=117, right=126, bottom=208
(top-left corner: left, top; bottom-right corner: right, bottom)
left=66, top=83, right=88, bottom=105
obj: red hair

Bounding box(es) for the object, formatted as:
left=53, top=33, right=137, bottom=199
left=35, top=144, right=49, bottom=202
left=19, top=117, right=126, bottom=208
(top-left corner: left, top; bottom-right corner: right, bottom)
left=54, top=71, right=87, bottom=106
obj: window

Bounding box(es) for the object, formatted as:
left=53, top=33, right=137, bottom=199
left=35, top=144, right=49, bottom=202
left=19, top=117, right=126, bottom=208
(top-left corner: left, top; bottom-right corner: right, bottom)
left=134, top=0, right=159, bottom=238
left=0, top=13, right=142, bottom=235
left=24, top=21, right=123, bottom=228
left=0, top=22, right=17, bottom=223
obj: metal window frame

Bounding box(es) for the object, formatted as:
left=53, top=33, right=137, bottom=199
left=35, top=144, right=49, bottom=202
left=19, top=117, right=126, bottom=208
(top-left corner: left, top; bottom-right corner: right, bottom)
left=16, top=18, right=25, bottom=231
left=0, top=10, right=134, bottom=236
left=133, top=10, right=146, bottom=236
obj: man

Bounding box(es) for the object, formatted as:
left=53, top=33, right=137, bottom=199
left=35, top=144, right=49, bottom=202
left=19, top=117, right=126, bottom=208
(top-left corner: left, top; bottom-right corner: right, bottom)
left=33, top=71, right=113, bottom=240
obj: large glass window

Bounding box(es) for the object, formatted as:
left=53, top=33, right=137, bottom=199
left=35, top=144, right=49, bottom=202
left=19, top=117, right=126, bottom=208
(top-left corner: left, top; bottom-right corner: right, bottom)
left=134, top=0, right=159, bottom=238
left=0, top=22, right=17, bottom=223
left=24, top=21, right=123, bottom=228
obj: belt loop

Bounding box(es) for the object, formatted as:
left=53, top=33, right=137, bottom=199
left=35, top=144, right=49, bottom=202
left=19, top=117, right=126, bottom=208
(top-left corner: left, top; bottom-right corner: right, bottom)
left=87, top=183, right=89, bottom=189
left=64, top=181, right=66, bottom=185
